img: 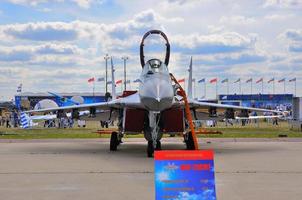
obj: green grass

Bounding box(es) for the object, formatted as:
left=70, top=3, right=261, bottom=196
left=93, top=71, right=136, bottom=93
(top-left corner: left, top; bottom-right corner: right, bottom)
left=0, top=127, right=102, bottom=139
left=0, top=122, right=301, bottom=139
left=198, top=126, right=302, bottom=138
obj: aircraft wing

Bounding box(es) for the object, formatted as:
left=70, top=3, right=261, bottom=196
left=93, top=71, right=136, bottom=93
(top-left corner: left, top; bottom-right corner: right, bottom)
left=29, top=114, right=57, bottom=120
left=235, top=115, right=281, bottom=120
left=185, top=99, right=282, bottom=113
left=25, top=93, right=143, bottom=113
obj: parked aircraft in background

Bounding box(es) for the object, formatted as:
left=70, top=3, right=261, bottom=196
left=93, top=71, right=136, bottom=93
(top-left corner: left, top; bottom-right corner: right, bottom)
left=48, top=92, right=84, bottom=105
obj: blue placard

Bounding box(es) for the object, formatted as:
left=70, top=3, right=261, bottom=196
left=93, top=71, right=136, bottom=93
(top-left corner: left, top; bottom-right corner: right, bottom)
left=154, top=150, right=216, bottom=200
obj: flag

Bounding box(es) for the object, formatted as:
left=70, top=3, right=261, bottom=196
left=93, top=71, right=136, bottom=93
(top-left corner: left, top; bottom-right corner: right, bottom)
left=278, top=78, right=285, bottom=83
left=16, top=84, right=22, bottom=93
left=116, top=79, right=122, bottom=85
left=246, top=78, right=252, bottom=83
left=133, top=79, right=141, bottom=83
left=178, top=78, right=185, bottom=83
left=198, top=78, right=205, bottom=83
left=234, top=78, right=240, bottom=83
left=97, top=77, right=104, bottom=82
left=289, top=78, right=296, bottom=82
left=210, top=78, right=217, bottom=83
left=88, top=77, right=95, bottom=83
left=107, top=81, right=112, bottom=85
left=268, top=78, right=274, bottom=83
left=256, top=78, right=263, bottom=84
left=221, top=78, right=228, bottom=83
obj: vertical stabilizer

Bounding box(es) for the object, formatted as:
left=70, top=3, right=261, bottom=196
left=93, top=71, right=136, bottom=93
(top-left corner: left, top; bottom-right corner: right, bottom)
left=110, top=57, right=117, bottom=100
left=187, top=56, right=193, bottom=99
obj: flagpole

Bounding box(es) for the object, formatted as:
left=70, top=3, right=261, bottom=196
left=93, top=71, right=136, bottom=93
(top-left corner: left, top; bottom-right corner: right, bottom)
left=239, top=79, right=241, bottom=94
left=204, top=82, right=206, bottom=99
left=262, top=81, right=263, bottom=94
left=93, top=81, right=95, bottom=103
left=216, top=81, right=218, bottom=98
left=251, top=81, right=252, bottom=94
left=104, top=54, right=110, bottom=93
left=122, top=56, right=128, bottom=91
left=227, top=81, right=229, bottom=95
left=272, top=80, right=274, bottom=94
left=295, top=80, right=296, bottom=97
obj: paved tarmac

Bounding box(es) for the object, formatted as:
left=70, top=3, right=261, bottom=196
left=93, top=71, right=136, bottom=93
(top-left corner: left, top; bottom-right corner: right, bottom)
left=0, top=138, right=302, bottom=200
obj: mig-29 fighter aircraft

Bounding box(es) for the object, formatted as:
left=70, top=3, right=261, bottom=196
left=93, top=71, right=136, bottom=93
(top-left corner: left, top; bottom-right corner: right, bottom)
left=27, top=30, right=281, bottom=157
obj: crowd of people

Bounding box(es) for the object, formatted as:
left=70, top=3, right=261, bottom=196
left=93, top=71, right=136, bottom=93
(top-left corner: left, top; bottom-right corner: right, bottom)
left=0, top=110, right=19, bottom=128
left=0, top=107, right=284, bottom=129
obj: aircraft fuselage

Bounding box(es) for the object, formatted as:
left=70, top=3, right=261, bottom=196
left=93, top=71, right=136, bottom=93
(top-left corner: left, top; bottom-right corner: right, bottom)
left=138, top=59, right=174, bottom=112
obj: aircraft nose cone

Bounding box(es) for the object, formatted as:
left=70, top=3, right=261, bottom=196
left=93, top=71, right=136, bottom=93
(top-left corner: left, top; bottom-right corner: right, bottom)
left=139, top=75, right=174, bottom=111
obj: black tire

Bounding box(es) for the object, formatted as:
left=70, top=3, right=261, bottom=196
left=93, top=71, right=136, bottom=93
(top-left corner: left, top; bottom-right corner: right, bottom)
left=147, top=141, right=154, bottom=157
left=155, top=141, right=161, bottom=150
left=110, top=132, right=118, bottom=151
left=185, top=131, right=195, bottom=150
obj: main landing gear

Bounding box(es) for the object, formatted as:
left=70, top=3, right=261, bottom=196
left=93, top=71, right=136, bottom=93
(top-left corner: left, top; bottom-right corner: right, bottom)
left=110, top=132, right=122, bottom=151
left=184, top=131, right=196, bottom=150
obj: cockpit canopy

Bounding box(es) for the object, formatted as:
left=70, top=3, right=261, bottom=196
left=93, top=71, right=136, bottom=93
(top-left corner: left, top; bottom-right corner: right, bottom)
left=149, top=59, right=161, bottom=69
left=142, top=59, right=168, bottom=75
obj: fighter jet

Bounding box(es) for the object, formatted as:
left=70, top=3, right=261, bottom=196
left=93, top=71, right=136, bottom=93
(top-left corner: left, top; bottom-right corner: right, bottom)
left=26, top=30, right=281, bottom=157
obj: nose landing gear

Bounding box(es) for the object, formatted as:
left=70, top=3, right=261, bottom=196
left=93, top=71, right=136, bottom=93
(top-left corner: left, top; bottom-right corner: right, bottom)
left=147, top=140, right=162, bottom=158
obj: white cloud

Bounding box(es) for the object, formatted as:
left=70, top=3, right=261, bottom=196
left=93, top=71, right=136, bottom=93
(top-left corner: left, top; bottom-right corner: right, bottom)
left=264, top=14, right=292, bottom=20
left=171, top=32, right=256, bottom=54
left=0, top=4, right=301, bottom=98
left=289, top=43, right=302, bottom=52
left=0, top=43, right=88, bottom=67
left=5, top=0, right=103, bottom=8
left=263, top=0, right=302, bottom=8
left=219, top=15, right=256, bottom=25
left=8, top=0, right=49, bottom=6
left=0, top=10, right=164, bottom=44
left=35, top=43, right=81, bottom=55
left=192, top=51, right=268, bottom=66
left=72, top=0, right=92, bottom=8
left=0, top=47, right=32, bottom=62
left=1, top=22, right=79, bottom=41
left=283, top=29, right=302, bottom=41
left=280, top=29, right=302, bottom=53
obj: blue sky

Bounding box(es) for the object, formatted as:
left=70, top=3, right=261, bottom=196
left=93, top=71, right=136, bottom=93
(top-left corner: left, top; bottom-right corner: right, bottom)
left=0, top=0, right=301, bottom=100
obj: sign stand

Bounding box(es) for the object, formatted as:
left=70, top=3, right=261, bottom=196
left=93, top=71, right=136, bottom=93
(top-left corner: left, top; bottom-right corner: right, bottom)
left=154, top=150, right=217, bottom=200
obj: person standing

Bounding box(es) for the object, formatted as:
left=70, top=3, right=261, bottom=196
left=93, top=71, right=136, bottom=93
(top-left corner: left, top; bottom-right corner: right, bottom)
left=6, top=115, right=11, bottom=128
left=272, top=116, right=279, bottom=126
left=13, top=111, right=18, bottom=128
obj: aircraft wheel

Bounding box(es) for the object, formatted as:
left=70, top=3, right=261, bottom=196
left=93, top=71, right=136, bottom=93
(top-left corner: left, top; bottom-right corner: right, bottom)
left=185, top=131, right=195, bottom=150
left=155, top=140, right=161, bottom=150
left=147, top=141, right=154, bottom=157
left=110, top=132, right=118, bottom=151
